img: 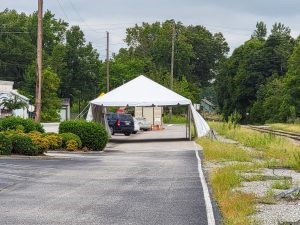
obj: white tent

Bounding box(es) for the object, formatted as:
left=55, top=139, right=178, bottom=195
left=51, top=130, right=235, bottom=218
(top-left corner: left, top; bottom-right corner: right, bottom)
left=87, top=75, right=210, bottom=138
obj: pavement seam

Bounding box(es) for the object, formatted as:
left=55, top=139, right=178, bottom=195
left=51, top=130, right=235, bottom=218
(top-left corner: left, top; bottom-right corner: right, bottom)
left=194, top=142, right=216, bottom=225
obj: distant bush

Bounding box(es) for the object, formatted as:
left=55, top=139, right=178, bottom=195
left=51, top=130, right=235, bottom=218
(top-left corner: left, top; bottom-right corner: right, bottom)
left=44, top=133, right=63, bottom=150
left=59, top=120, right=108, bottom=151
left=60, top=132, right=82, bottom=149
left=10, top=134, right=39, bottom=156
left=0, top=116, right=44, bottom=133
left=0, top=133, right=12, bottom=155
left=163, top=115, right=186, bottom=124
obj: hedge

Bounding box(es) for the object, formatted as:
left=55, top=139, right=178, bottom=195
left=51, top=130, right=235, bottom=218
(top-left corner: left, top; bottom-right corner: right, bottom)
left=0, top=116, right=44, bottom=133
left=0, top=133, right=12, bottom=155
left=59, top=120, right=108, bottom=151
left=10, top=134, right=39, bottom=156
left=60, top=132, right=82, bottom=149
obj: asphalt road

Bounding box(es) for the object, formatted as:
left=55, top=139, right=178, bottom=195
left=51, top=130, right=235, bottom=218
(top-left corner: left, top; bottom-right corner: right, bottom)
left=0, top=125, right=220, bottom=225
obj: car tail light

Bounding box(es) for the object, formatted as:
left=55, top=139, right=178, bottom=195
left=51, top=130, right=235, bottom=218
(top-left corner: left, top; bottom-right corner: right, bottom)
left=116, top=119, right=120, bottom=126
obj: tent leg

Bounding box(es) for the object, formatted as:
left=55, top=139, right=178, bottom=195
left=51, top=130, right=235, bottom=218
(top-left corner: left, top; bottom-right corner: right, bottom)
left=186, top=105, right=188, bottom=140
left=189, top=105, right=192, bottom=141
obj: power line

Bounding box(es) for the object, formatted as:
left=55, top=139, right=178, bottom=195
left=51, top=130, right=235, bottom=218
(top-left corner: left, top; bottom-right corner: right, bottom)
left=55, top=0, right=70, bottom=22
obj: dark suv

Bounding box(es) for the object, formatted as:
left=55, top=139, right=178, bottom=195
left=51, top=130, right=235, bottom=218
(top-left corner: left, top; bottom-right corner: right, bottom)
left=106, top=113, right=134, bottom=136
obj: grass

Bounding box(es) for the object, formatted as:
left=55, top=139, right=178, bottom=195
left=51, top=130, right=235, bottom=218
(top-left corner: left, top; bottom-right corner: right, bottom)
left=210, top=164, right=257, bottom=225
left=259, top=188, right=276, bottom=205
left=268, top=123, right=300, bottom=134
left=271, top=179, right=292, bottom=190
left=209, top=122, right=300, bottom=171
left=197, top=135, right=261, bottom=224
left=197, top=122, right=300, bottom=224
left=197, top=138, right=252, bottom=162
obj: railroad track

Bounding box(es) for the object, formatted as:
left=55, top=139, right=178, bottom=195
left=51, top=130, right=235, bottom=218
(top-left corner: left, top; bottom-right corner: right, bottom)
left=247, top=125, right=300, bottom=141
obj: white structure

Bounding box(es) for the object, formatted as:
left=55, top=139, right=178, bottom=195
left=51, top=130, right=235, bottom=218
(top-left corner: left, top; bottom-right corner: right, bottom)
left=135, top=106, right=163, bottom=126
left=0, top=80, right=30, bottom=118
left=87, top=75, right=210, bottom=138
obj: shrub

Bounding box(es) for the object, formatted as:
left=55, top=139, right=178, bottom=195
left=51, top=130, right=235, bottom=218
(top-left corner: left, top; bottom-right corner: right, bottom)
left=0, top=133, right=12, bottom=155
left=0, top=116, right=44, bottom=133
left=66, top=140, right=78, bottom=151
left=27, top=131, right=49, bottom=154
left=60, top=132, right=82, bottom=149
left=59, top=120, right=108, bottom=151
left=44, top=133, right=62, bottom=150
left=10, top=134, right=39, bottom=156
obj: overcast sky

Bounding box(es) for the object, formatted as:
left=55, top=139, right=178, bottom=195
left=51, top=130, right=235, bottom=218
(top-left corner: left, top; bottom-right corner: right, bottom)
left=1, top=0, right=300, bottom=59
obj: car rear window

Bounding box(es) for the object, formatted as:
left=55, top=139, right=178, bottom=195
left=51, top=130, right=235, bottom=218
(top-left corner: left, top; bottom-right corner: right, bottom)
left=120, top=114, right=133, bottom=120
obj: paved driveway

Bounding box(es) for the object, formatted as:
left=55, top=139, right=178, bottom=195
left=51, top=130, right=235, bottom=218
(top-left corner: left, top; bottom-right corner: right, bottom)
left=0, top=125, right=220, bottom=225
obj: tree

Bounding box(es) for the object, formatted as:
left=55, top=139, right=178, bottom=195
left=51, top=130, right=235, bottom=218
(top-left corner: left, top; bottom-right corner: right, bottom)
left=216, top=22, right=295, bottom=123
left=41, top=68, right=61, bottom=121
left=252, top=21, right=267, bottom=40
left=0, top=97, right=27, bottom=113
left=285, top=39, right=300, bottom=117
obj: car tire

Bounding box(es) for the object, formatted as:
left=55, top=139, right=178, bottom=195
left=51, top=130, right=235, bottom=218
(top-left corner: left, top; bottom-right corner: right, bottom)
left=109, top=127, right=114, bottom=135
left=132, top=131, right=137, bottom=134
left=124, top=132, right=131, bottom=136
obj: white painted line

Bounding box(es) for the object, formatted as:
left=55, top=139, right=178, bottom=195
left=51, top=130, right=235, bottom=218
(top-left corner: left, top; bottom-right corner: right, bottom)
left=194, top=142, right=216, bottom=225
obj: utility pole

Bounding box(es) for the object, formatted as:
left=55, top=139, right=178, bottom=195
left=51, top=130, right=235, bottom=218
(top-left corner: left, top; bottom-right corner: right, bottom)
left=171, top=23, right=175, bottom=90
left=106, top=31, right=110, bottom=92
left=170, top=22, right=175, bottom=121
left=35, top=0, right=43, bottom=122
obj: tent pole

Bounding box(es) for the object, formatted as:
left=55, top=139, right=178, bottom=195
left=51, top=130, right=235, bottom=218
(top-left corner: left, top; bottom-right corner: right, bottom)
left=189, top=105, right=192, bottom=141
left=186, top=105, right=188, bottom=139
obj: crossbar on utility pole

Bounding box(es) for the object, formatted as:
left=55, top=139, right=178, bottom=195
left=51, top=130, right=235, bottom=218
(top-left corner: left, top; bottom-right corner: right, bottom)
left=35, top=0, right=43, bottom=122
left=106, top=31, right=110, bottom=92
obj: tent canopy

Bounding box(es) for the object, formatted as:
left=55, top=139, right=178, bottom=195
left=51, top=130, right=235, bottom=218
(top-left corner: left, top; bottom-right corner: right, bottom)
left=88, top=75, right=210, bottom=137
left=91, top=75, right=191, bottom=107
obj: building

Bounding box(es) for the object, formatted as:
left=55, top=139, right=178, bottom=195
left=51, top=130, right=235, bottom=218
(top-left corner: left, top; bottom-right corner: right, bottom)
left=135, top=106, right=163, bottom=126
left=0, top=80, right=30, bottom=118
left=200, top=98, right=216, bottom=113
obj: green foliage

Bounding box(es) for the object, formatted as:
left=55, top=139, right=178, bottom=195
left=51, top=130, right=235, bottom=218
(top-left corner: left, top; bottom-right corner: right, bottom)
left=0, top=97, right=28, bottom=112
left=216, top=21, right=296, bottom=124
left=10, top=134, right=39, bottom=156
left=227, top=110, right=242, bottom=128
left=43, top=133, right=63, bottom=150
left=59, top=120, right=108, bottom=151
left=60, top=132, right=82, bottom=148
left=0, top=116, right=44, bottom=133
left=271, top=179, right=292, bottom=190
left=27, top=131, right=49, bottom=153
left=0, top=133, right=12, bottom=155
left=41, top=68, right=61, bottom=121
left=66, top=139, right=79, bottom=151
left=163, top=115, right=186, bottom=124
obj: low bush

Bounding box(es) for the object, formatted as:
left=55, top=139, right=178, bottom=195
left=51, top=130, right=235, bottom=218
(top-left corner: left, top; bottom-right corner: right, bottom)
left=0, top=133, right=12, bottom=155
left=59, top=120, right=108, bottom=151
left=44, top=133, right=62, bottom=150
left=10, top=134, right=39, bottom=156
left=27, top=131, right=49, bottom=154
left=66, top=140, right=79, bottom=151
left=0, top=116, right=44, bottom=133
left=60, top=132, right=82, bottom=149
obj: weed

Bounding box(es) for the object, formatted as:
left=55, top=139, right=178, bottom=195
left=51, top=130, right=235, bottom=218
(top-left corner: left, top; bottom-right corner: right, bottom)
left=271, top=179, right=292, bottom=190
left=259, top=187, right=276, bottom=204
